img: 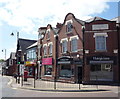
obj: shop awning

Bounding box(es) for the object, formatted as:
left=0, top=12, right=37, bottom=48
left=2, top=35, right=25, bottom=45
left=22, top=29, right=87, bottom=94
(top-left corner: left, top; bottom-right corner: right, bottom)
left=25, top=61, right=36, bottom=66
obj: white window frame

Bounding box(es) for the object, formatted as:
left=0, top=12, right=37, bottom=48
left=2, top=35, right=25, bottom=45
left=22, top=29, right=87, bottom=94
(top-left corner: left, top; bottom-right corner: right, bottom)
left=70, top=35, right=78, bottom=52
left=49, top=44, right=53, bottom=55
left=61, top=40, right=67, bottom=53
left=43, top=44, right=47, bottom=55
left=65, top=19, right=73, bottom=33
left=93, top=33, right=108, bottom=51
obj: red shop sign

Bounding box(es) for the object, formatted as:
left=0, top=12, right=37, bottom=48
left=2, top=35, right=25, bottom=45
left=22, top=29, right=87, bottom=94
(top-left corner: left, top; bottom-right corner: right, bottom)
left=42, top=58, right=53, bottom=65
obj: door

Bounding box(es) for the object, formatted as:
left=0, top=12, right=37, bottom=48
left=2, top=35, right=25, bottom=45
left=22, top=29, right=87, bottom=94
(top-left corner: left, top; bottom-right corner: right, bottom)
left=78, top=67, right=82, bottom=83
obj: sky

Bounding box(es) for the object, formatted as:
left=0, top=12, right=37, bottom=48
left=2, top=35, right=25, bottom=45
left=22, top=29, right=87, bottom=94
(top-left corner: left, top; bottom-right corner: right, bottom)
left=0, top=0, right=119, bottom=60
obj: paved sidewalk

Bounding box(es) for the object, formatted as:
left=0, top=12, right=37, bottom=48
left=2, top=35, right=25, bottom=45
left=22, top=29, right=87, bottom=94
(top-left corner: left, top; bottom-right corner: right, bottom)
left=8, top=76, right=119, bottom=93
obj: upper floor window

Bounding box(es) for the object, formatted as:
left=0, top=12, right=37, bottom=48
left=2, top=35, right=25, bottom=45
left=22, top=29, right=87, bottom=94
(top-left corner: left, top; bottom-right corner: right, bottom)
left=94, top=33, right=108, bottom=51
left=46, top=29, right=50, bottom=40
left=44, top=46, right=47, bottom=55
left=49, top=44, right=52, bottom=55
left=71, top=38, right=77, bottom=52
left=27, top=48, right=36, bottom=61
left=66, top=22, right=72, bottom=33
left=62, top=40, right=67, bottom=53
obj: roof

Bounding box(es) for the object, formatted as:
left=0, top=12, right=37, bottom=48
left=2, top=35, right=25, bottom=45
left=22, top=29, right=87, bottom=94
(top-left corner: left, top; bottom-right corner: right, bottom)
left=85, top=16, right=110, bottom=23
left=27, top=42, right=37, bottom=49
left=76, top=18, right=85, bottom=25
left=111, top=16, right=120, bottom=23
left=17, top=38, right=37, bottom=53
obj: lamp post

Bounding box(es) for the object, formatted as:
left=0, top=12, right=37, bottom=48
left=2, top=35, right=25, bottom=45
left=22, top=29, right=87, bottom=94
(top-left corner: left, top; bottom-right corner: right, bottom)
left=11, top=31, right=21, bottom=84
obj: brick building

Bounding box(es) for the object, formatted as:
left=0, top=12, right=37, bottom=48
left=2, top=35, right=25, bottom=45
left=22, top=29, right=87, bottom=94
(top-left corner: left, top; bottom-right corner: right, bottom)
left=37, top=13, right=119, bottom=84
left=57, top=13, right=84, bottom=83
left=7, top=52, right=17, bottom=76
left=40, top=24, right=59, bottom=81
left=84, top=17, right=119, bottom=84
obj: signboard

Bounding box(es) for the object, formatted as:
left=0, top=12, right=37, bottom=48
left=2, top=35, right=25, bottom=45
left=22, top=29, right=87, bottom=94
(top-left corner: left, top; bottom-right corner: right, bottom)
left=87, top=56, right=117, bottom=65
left=57, top=56, right=73, bottom=64
left=92, top=24, right=108, bottom=30
left=42, top=58, right=53, bottom=65
left=73, top=59, right=82, bottom=65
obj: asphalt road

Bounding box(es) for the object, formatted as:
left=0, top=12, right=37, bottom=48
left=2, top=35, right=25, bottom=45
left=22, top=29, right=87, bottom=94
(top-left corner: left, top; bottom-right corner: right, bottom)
left=0, top=75, right=119, bottom=98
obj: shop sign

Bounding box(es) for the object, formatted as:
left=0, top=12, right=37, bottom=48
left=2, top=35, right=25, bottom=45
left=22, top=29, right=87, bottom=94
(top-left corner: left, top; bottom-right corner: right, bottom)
left=92, top=24, right=108, bottom=30
left=73, top=59, right=82, bottom=65
left=87, top=56, right=117, bottom=65
left=42, top=58, right=52, bottom=65
left=57, top=56, right=73, bottom=64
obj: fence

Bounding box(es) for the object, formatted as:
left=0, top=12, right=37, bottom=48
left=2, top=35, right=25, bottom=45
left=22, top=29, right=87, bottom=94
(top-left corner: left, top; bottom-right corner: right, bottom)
left=18, top=75, right=102, bottom=91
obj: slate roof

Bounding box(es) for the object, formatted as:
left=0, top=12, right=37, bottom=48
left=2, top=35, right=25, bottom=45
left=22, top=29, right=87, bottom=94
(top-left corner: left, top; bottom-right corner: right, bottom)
left=26, top=41, right=37, bottom=49
left=17, top=38, right=37, bottom=53
left=111, top=16, right=120, bottom=23
left=76, top=18, right=85, bottom=25
left=85, top=16, right=110, bottom=23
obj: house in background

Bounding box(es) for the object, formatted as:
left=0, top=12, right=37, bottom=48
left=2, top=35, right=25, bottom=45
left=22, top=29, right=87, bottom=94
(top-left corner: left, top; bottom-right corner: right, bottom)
left=7, top=52, right=16, bottom=76
left=16, top=38, right=37, bottom=76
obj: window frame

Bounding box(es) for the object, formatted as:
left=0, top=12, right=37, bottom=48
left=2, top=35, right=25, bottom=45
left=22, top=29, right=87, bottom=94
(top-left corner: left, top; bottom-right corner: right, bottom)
left=94, top=33, right=108, bottom=52
left=71, top=38, right=78, bottom=52
left=62, top=40, right=67, bottom=53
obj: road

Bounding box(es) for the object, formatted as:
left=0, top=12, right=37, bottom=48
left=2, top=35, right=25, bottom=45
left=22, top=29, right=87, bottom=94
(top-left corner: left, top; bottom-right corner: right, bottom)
left=0, top=75, right=119, bottom=98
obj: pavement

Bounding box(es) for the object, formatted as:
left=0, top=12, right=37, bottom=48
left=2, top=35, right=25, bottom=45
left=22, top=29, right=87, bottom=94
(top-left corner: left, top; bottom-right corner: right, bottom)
left=6, top=75, right=120, bottom=93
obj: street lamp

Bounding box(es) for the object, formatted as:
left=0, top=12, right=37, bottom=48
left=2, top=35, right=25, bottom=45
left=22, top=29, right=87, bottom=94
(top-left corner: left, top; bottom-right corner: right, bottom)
left=11, top=31, right=21, bottom=84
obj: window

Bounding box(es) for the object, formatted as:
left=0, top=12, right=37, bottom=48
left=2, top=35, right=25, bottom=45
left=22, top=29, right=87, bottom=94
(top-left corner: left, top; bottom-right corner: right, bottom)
left=67, top=22, right=72, bottom=33
left=71, top=38, right=77, bottom=52
left=46, top=31, right=50, bottom=39
left=62, top=40, right=67, bottom=53
left=49, top=44, right=52, bottom=55
left=44, top=65, right=52, bottom=75
left=95, top=36, right=106, bottom=51
left=44, top=46, right=47, bottom=55
left=60, top=65, right=72, bottom=78
left=38, top=45, right=41, bottom=59
left=90, top=64, right=113, bottom=81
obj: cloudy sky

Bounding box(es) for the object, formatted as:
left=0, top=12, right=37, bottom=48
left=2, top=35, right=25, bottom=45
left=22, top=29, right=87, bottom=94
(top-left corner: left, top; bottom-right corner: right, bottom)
left=0, top=0, right=119, bottom=59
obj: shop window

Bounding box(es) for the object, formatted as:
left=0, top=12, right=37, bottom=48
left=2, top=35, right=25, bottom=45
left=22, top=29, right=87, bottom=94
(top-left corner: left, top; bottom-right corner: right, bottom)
left=90, top=64, right=113, bottom=81
left=28, top=67, right=33, bottom=76
left=71, top=38, right=77, bottom=52
left=44, top=65, right=52, bottom=75
left=60, top=65, right=72, bottom=78
left=95, top=36, right=106, bottom=51
left=62, top=40, right=67, bottom=53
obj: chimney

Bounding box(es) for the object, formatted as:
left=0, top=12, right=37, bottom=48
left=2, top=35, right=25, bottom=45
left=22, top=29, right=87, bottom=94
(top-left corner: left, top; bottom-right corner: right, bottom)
left=56, top=23, right=62, bottom=29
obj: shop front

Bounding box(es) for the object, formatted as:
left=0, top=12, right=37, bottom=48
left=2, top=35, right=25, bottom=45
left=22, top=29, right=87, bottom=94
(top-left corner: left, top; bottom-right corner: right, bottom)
left=41, top=58, right=53, bottom=80
left=25, top=61, right=36, bottom=78
left=86, top=55, right=117, bottom=82
left=57, top=56, right=82, bottom=83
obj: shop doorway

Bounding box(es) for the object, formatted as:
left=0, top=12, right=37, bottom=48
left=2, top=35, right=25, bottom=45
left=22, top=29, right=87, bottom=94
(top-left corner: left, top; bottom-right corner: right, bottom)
left=77, top=67, right=82, bottom=83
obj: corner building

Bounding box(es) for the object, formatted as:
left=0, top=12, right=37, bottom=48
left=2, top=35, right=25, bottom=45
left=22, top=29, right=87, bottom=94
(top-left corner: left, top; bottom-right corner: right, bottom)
left=84, top=17, right=119, bottom=84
